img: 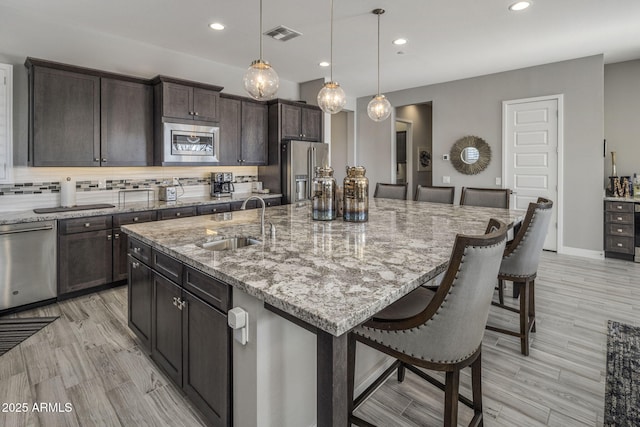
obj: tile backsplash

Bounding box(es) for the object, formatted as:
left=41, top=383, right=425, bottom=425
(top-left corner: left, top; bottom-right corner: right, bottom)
left=0, top=166, right=262, bottom=211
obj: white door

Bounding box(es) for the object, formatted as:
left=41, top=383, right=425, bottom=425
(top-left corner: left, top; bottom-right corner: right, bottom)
left=503, top=96, right=561, bottom=251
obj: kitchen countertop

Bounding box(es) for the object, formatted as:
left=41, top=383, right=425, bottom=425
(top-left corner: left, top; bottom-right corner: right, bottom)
left=604, top=196, right=640, bottom=203
left=0, top=193, right=282, bottom=225
left=122, top=199, right=524, bottom=336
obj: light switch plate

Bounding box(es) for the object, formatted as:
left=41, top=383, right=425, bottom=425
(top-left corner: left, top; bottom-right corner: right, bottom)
left=443, top=176, right=451, bottom=184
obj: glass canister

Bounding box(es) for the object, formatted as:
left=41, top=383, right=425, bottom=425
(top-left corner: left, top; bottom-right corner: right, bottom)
left=343, top=166, right=369, bottom=222
left=312, top=166, right=337, bottom=220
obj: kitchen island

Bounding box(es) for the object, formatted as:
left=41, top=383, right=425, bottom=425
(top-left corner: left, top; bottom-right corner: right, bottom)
left=122, top=198, right=523, bottom=427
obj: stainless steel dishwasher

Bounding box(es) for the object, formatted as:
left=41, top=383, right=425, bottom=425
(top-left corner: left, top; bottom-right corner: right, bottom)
left=0, top=220, right=57, bottom=312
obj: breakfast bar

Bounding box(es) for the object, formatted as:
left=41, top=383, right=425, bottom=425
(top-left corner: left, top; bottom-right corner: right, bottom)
left=122, top=198, right=523, bottom=426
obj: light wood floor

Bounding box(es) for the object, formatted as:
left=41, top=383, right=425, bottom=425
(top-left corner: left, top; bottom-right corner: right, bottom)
left=1, top=251, right=638, bottom=426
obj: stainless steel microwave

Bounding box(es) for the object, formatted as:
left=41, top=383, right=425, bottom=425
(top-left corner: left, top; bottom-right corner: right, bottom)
left=162, top=122, right=220, bottom=164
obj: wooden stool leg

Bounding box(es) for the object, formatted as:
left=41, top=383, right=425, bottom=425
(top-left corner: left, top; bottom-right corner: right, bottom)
left=444, top=370, right=460, bottom=427
left=471, top=353, right=484, bottom=426
left=498, top=279, right=505, bottom=305
left=347, top=333, right=356, bottom=415
left=520, top=280, right=530, bottom=356
left=397, top=362, right=406, bottom=382
left=529, top=279, right=536, bottom=333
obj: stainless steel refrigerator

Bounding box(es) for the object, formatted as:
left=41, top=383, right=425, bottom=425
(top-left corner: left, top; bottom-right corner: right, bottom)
left=281, top=140, right=329, bottom=204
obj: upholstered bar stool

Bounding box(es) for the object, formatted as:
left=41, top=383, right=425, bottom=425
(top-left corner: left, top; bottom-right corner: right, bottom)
left=486, top=197, right=553, bottom=356
left=459, top=187, right=510, bottom=209
left=373, top=182, right=408, bottom=200
left=414, top=185, right=455, bottom=204
left=348, top=219, right=508, bottom=427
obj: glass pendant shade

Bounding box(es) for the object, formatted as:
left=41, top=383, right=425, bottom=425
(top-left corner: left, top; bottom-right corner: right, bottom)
left=317, top=81, right=346, bottom=114
left=367, top=94, right=391, bottom=122
left=243, top=59, right=279, bottom=100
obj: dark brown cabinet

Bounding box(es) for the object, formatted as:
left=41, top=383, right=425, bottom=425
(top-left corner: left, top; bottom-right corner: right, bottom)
left=154, top=77, right=222, bottom=123
left=219, top=95, right=268, bottom=165
left=26, top=58, right=154, bottom=167
left=129, top=246, right=231, bottom=427
left=128, top=254, right=152, bottom=351
left=604, top=200, right=635, bottom=260
left=197, top=203, right=232, bottom=215
left=113, top=211, right=157, bottom=282
left=28, top=65, right=100, bottom=166
left=58, top=216, right=113, bottom=295
left=278, top=101, right=323, bottom=142
left=101, top=78, right=153, bottom=166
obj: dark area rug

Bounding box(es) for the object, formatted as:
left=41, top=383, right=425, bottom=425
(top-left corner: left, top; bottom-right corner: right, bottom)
left=0, top=317, right=58, bottom=357
left=605, top=320, right=640, bottom=427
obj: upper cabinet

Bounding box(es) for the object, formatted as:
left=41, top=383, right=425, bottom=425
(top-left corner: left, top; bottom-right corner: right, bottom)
left=273, top=100, right=323, bottom=142
left=219, top=95, right=267, bottom=165
left=153, top=76, right=222, bottom=123
left=26, top=58, right=153, bottom=167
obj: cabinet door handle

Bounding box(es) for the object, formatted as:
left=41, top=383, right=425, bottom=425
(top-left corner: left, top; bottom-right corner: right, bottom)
left=194, top=112, right=199, bottom=116
left=617, top=205, right=622, bottom=209
left=107, top=234, right=112, bottom=241
left=179, top=299, right=186, bottom=310
left=133, top=217, right=139, bottom=222
left=114, top=233, right=120, bottom=239
left=617, top=243, right=623, bottom=247
left=133, top=247, right=141, bottom=254
left=84, top=223, right=91, bottom=228
left=94, top=157, right=100, bottom=162
left=176, top=212, right=181, bottom=217
left=617, top=217, right=623, bottom=221
left=132, top=261, right=139, bottom=269
left=173, top=297, right=178, bottom=306
left=617, top=228, right=623, bottom=233
left=102, top=158, right=107, bottom=163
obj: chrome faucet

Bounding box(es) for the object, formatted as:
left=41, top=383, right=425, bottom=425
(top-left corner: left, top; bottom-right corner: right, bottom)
left=241, top=196, right=274, bottom=237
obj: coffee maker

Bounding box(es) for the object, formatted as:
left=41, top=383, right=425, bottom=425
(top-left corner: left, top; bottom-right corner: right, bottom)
left=211, top=172, right=234, bottom=197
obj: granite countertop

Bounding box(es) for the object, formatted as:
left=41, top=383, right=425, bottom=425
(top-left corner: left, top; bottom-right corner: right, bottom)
left=122, top=199, right=524, bottom=336
left=604, top=196, right=640, bottom=203
left=0, top=193, right=282, bottom=225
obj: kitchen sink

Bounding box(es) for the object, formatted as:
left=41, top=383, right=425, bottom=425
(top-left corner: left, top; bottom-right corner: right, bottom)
left=200, top=237, right=261, bottom=251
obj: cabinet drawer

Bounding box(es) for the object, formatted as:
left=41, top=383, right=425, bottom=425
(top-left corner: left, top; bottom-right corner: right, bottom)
left=152, top=249, right=183, bottom=284
left=605, top=212, right=634, bottom=224
left=184, top=267, right=230, bottom=313
left=264, top=198, right=281, bottom=207
left=605, top=201, right=634, bottom=213
left=128, top=237, right=152, bottom=264
left=59, top=215, right=112, bottom=234
left=605, top=235, right=635, bottom=254
left=114, top=210, right=157, bottom=227
left=197, top=203, right=231, bottom=215
left=157, top=206, right=197, bottom=220
left=606, top=223, right=634, bottom=237
left=231, top=200, right=256, bottom=211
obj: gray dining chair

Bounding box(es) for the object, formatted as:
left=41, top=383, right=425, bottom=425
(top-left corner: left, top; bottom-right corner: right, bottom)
left=373, top=182, right=408, bottom=200
left=347, top=219, right=508, bottom=427
left=486, top=197, right=553, bottom=356
left=460, top=187, right=510, bottom=209
left=414, top=185, right=455, bottom=204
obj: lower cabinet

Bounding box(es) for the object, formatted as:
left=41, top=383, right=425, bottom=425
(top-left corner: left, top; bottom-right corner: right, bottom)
left=58, top=217, right=113, bottom=295
left=128, top=239, right=230, bottom=427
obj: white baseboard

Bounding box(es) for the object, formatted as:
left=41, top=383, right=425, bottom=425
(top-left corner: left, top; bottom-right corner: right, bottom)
left=557, top=246, right=604, bottom=260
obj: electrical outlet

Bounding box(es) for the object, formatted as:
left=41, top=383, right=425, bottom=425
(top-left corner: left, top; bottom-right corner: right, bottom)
left=495, top=177, right=502, bottom=186
left=172, top=177, right=180, bottom=185
left=443, top=176, right=451, bottom=184
left=98, top=180, right=106, bottom=189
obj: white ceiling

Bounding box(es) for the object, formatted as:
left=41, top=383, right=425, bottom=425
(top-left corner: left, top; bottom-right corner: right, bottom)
left=3, top=0, right=640, bottom=98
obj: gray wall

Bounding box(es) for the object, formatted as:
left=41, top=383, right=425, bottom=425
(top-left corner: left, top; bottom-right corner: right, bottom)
left=357, top=55, right=605, bottom=253
left=0, top=5, right=299, bottom=166
left=604, top=59, right=640, bottom=183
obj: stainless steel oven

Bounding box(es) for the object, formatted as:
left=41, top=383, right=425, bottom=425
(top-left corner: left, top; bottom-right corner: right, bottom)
left=162, top=122, right=220, bottom=164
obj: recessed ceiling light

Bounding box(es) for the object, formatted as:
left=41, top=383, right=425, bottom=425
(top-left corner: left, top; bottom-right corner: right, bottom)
left=319, top=61, right=330, bottom=67
left=209, top=23, right=225, bottom=30
left=393, top=38, right=407, bottom=46
left=509, top=1, right=531, bottom=11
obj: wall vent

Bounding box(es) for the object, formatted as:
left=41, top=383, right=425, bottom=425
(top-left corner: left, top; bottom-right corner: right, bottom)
left=264, top=25, right=302, bottom=42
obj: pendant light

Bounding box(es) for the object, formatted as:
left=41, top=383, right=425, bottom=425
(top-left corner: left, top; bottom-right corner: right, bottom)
left=367, top=8, right=391, bottom=122
left=243, top=0, right=279, bottom=100
left=317, top=0, right=346, bottom=114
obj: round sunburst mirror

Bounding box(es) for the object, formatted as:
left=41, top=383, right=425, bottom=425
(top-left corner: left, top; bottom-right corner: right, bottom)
left=450, top=135, right=491, bottom=175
